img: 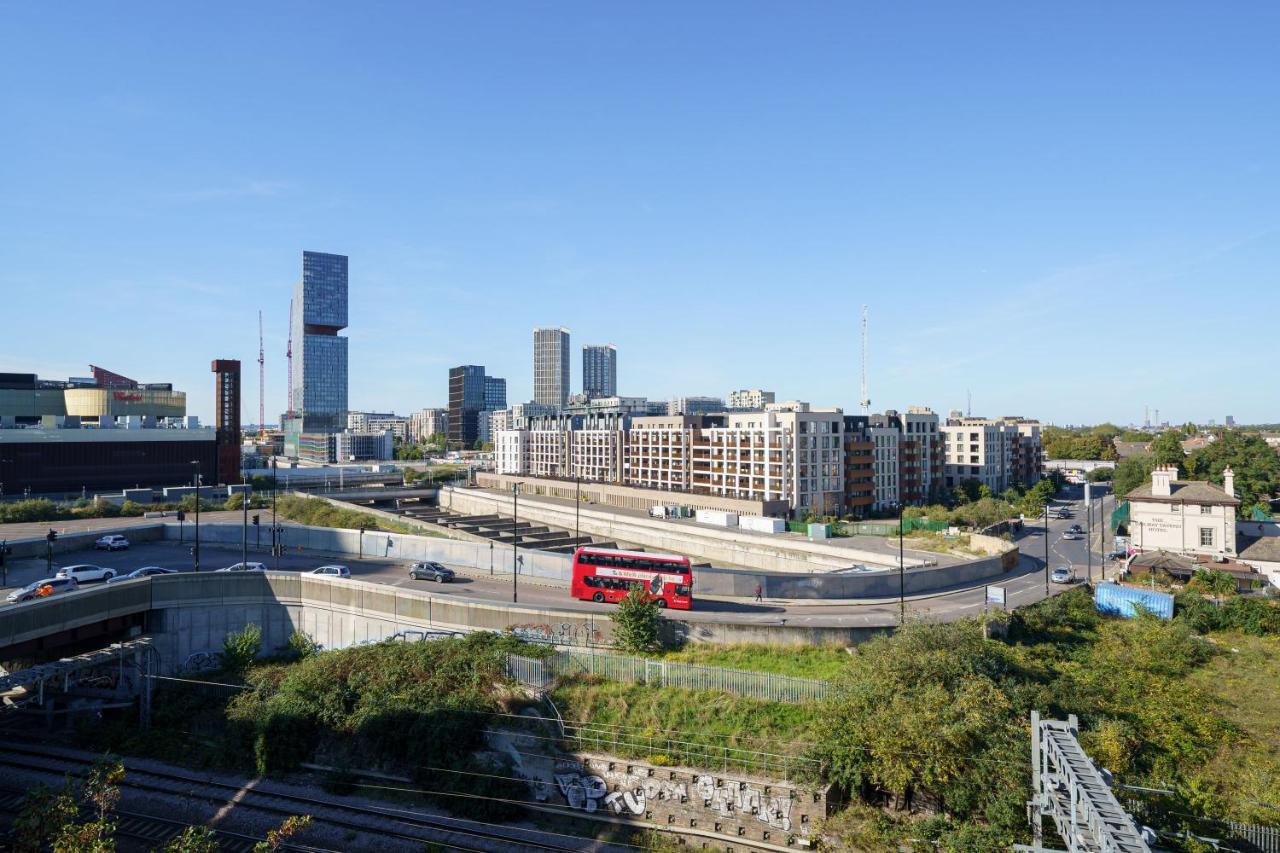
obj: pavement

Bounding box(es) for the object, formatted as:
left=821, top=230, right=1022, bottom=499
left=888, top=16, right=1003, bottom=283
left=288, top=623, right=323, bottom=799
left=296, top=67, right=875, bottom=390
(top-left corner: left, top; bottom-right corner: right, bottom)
left=0, top=485, right=1114, bottom=629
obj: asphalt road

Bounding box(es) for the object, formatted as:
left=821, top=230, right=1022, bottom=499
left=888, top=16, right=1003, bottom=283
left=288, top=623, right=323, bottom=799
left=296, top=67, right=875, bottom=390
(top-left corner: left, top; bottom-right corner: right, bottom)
left=0, top=485, right=1111, bottom=628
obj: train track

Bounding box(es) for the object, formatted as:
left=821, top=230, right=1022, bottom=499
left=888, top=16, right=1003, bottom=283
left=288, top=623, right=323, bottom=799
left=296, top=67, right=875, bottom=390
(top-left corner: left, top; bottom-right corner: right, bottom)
left=0, top=742, right=601, bottom=853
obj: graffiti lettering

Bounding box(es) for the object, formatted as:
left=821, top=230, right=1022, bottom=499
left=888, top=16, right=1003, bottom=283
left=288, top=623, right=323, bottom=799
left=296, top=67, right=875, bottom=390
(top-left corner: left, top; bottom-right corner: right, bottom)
left=695, top=774, right=793, bottom=832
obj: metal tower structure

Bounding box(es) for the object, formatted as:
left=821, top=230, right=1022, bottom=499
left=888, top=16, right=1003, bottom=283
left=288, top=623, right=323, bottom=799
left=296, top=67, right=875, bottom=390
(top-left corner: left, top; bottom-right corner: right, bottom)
left=257, top=310, right=266, bottom=437
left=285, top=298, right=295, bottom=419
left=1023, top=711, right=1152, bottom=853
left=859, top=304, right=870, bottom=414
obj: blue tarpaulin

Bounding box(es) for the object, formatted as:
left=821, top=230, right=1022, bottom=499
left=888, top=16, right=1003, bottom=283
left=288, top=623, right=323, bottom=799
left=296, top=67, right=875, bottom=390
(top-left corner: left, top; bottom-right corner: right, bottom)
left=1094, top=583, right=1174, bottom=620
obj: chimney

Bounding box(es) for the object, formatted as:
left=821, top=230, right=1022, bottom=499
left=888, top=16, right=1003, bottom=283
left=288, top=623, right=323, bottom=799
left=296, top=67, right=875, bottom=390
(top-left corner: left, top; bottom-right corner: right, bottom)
left=1151, top=464, right=1173, bottom=497
left=1223, top=466, right=1235, bottom=499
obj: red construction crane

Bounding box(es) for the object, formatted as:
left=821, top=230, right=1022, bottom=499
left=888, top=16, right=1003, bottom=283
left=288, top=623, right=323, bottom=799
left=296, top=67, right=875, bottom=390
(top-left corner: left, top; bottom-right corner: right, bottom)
left=257, top=310, right=266, bottom=437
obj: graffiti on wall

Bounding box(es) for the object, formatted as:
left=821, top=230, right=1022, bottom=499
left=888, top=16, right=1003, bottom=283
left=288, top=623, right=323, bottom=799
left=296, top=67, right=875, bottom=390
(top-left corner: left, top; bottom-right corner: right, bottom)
left=509, top=621, right=604, bottom=646
left=551, top=763, right=800, bottom=835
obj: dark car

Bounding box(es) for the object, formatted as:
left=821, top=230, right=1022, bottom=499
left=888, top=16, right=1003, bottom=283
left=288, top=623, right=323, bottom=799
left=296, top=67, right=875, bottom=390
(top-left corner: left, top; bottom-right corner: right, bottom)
left=410, top=561, right=455, bottom=583
left=106, top=566, right=177, bottom=584
left=1068, top=524, right=1083, bottom=534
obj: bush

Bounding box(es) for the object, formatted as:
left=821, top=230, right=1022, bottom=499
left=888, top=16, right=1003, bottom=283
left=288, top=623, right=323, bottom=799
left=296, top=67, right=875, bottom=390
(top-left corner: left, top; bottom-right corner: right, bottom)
left=610, top=587, right=663, bottom=654
left=119, top=500, right=147, bottom=517
left=223, top=624, right=263, bottom=674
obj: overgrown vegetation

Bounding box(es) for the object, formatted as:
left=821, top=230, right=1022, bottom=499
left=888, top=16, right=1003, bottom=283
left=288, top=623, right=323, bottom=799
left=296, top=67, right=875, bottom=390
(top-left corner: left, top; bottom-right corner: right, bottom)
left=609, top=587, right=663, bottom=653
left=271, top=494, right=425, bottom=534
left=658, top=643, right=851, bottom=681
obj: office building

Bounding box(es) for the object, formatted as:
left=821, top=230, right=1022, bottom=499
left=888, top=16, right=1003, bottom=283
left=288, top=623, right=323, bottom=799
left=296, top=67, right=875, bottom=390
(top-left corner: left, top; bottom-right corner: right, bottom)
left=533, top=327, right=570, bottom=409
left=728, top=389, right=775, bottom=411
left=668, top=396, right=725, bottom=416
left=484, top=376, right=507, bottom=412
left=285, top=251, right=349, bottom=454
left=448, top=365, right=487, bottom=449
left=408, top=408, right=448, bottom=443
left=0, top=370, right=214, bottom=494
left=211, top=359, right=242, bottom=486
left=583, top=344, right=618, bottom=398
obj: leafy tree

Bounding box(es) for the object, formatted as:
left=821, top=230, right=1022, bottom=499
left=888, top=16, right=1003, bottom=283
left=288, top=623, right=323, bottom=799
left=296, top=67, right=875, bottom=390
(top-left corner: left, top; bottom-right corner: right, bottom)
left=1086, top=467, right=1114, bottom=482
left=163, top=826, right=220, bottom=853
left=1184, top=430, right=1280, bottom=508
left=1150, top=429, right=1187, bottom=471
left=223, top=623, right=263, bottom=674
left=1186, top=568, right=1236, bottom=598
left=610, top=587, right=664, bottom=654
left=13, top=784, right=77, bottom=853
left=254, top=816, right=312, bottom=853
left=1112, top=453, right=1156, bottom=498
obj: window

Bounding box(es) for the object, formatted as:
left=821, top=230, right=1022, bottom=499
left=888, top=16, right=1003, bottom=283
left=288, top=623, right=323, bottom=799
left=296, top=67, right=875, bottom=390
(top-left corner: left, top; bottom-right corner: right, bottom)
left=1199, top=528, right=1214, bottom=547
left=1200, top=505, right=1213, bottom=515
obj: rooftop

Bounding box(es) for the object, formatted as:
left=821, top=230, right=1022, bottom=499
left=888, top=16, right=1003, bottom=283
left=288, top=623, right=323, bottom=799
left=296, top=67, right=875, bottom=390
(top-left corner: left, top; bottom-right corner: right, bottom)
left=1126, top=479, right=1240, bottom=506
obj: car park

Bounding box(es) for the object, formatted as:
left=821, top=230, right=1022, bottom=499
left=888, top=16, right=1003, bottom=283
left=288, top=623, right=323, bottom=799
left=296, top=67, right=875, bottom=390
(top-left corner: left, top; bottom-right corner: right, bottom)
left=107, top=566, right=177, bottom=583
left=7, top=576, right=79, bottom=603
left=310, top=565, right=351, bottom=578
left=409, top=561, right=455, bottom=583
left=1051, top=566, right=1074, bottom=584
left=94, top=534, right=130, bottom=551
left=216, top=562, right=266, bottom=573
left=55, top=564, right=117, bottom=583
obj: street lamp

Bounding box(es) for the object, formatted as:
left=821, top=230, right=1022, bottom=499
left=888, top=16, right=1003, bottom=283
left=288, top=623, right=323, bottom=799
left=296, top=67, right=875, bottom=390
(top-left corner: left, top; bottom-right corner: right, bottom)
left=271, top=456, right=280, bottom=571
left=1044, top=502, right=1050, bottom=597
left=512, top=482, right=521, bottom=603
left=898, top=503, right=906, bottom=625
left=575, top=475, right=582, bottom=544
left=191, top=460, right=202, bottom=572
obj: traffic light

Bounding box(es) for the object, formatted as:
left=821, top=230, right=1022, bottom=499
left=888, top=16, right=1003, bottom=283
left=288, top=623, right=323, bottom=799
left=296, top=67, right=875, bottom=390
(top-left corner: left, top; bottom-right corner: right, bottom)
left=252, top=514, right=260, bottom=526
left=176, top=510, right=186, bottom=522
left=46, top=529, right=57, bottom=543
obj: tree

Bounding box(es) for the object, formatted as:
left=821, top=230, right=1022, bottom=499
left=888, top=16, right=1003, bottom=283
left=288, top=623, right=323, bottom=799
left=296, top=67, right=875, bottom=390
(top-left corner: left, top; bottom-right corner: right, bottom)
left=1087, top=467, right=1114, bottom=482
left=1112, top=453, right=1156, bottom=499
left=610, top=587, right=663, bottom=654
left=255, top=816, right=313, bottom=853
left=164, top=826, right=221, bottom=853
left=1185, top=430, right=1280, bottom=509
left=1150, top=429, right=1187, bottom=471
left=223, top=623, right=263, bottom=673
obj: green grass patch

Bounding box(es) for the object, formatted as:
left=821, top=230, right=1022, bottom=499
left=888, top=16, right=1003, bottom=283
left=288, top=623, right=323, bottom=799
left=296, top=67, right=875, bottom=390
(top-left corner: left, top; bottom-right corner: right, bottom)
left=274, top=494, right=438, bottom=535
left=657, top=643, right=851, bottom=681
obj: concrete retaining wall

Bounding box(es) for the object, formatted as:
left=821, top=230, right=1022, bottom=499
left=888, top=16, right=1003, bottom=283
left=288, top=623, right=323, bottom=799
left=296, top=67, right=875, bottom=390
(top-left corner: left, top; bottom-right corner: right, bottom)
left=443, top=486, right=923, bottom=573
left=2, top=524, right=166, bottom=560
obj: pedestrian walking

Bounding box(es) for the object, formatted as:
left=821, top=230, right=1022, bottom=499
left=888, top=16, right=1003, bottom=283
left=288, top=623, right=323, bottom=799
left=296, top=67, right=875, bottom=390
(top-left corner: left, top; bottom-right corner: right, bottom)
left=754, top=582, right=763, bottom=602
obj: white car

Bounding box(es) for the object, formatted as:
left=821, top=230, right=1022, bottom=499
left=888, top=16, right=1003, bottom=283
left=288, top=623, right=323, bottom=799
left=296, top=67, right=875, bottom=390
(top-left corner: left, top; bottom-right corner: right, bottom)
left=1051, top=566, right=1074, bottom=584
left=94, top=534, right=130, bottom=551
left=1061, top=531, right=1079, bottom=541
left=216, top=562, right=267, bottom=573
left=310, top=565, right=351, bottom=578
left=55, top=564, right=117, bottom=583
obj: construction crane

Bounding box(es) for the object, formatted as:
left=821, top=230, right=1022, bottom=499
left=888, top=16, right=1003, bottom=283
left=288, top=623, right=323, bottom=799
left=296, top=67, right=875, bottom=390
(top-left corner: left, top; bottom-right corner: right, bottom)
left=286, top=298, right=294, bottom=420
left=859, top=305, right=870, bottom=414
left=257, top=311, right=266, bottom=438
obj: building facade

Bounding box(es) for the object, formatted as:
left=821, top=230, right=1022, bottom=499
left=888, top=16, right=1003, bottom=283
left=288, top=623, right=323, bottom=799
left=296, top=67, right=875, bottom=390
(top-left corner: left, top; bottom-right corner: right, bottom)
left=347, top=411, right=409, bottom=441
left=941, top=414, right=1043, bottom=494
left=668, top=396, right=725, bottom=416
left=408, top=408, right=449, bottom=443
left=210, top=359, right=242, bottom=486
left=533, top=327, right=570, bottom=409
left=1126, top=465, right=1240, bottom=558
left=727, top=389, right=775, bottom=410
left=582, top=344, right=617, bottom=399
left=448, top=365, right=487, bottom=450
left=286, top=251, right=349, bottom=453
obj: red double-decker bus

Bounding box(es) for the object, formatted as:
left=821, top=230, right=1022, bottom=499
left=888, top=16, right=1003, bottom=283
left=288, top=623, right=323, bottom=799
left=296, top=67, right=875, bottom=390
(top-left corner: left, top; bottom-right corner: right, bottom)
left=571, top=547, right=693, bottom=610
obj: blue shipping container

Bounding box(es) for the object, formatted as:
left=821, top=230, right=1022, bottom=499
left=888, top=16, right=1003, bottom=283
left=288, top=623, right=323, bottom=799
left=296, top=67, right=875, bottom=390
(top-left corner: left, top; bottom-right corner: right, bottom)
left=1094, top=582, right=1174, bottom=620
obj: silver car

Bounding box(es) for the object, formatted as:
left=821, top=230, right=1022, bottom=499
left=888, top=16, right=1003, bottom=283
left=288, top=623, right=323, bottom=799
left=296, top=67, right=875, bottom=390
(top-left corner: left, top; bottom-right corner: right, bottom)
left=1051, top=566, right=1074, bottom=584
left=7, top=576, right=80, bottom=603
left=310, top=565, right=351, bottom=578
left=216, top=562, right=266, bottom=573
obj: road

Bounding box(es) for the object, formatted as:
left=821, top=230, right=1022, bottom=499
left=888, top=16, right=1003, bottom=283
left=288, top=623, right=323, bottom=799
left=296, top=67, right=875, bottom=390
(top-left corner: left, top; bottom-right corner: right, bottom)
left=1013, top=483, right=1118, bottom=585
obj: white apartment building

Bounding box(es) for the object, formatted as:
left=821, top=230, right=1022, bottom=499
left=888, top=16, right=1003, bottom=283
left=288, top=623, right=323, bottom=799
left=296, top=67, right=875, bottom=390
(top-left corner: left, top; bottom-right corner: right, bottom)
left=348, top=411, right=409, bottom=441
left=408, top=408, right=448, bottom=443
left=570, top=427, right=625, bottom=483
left=693, top=411, right=843, bottom=515
left=1126, top=465, right=1240, bottom=558
left=495, top=429, right=528, bottom=475
left=624, top=415, right=698, bottom=492
left=334, top=429, right=394, bottom=462
left=765, top=400, right=810, bottom=413
left=727, top=389, right=775, bottom=410
left=942, top=416, right=1017, bottom=494
left=527, top=427, right=571, bottom=478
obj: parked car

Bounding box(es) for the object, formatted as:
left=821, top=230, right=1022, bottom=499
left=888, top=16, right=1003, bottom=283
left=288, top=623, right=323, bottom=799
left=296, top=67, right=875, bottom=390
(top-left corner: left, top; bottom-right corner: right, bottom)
left=107, top=566, right=177, bottom=583
left=1106, top=550, right=1128, bottom=561
left=7, top=576, right=79, bottom=603
left=409, top=561, right=455, bottom=583
left=94, top=534, right=130, bottom=551
left=216, top=562, right=266, bottom=573
left=55, top=564, right=117, bottom=583
left=310, top=565, right=351, bottom=578
left=1051, top=566, right=1074, bottom=584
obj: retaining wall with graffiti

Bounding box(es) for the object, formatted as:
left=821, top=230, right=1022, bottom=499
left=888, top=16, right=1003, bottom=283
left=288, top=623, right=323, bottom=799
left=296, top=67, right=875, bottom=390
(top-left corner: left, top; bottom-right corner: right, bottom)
left=546, top=753, right=835, bottom=849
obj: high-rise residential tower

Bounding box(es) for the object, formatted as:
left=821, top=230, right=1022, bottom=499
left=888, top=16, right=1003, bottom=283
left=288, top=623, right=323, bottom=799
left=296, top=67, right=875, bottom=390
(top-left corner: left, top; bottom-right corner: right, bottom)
left=533, top=327, right=570, bottom=409
left=286, top=251, right=349, bottom=449
left=211, top=359, right=242, bottom=485
left=449, top=365, right=487, bottom=449
left=582, top=344, right=617, bottom=398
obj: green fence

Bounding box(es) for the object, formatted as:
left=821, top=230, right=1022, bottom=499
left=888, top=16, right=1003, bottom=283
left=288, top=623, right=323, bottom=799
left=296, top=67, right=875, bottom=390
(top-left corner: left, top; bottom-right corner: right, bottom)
left=839, top=518, right=949, bottom=537
left=1111, top=500, right=1130, bottom=532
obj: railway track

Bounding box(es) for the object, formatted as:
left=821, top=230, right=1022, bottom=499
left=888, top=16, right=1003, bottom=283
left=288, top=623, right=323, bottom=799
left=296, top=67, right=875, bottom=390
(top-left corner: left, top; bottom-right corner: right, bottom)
left=0, top=742, right=603, bottom=853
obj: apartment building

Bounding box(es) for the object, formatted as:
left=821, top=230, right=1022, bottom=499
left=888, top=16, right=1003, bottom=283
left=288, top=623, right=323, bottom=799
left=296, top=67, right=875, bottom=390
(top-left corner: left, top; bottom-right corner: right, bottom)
left=727, top=389, right=775, bottom=410
left=347, top=411, right=409, bottom=441
left=495, top=429, right=527, bottom=475
left=941, top=413, right=1044, bottom=494
left=624, top=414, right=703, bottom=492
left=533, top=327, right=570, bottom=409
left=570, top=425, right=626, bottom=483
left=408, top=408, right=448, bottom=443
left=899, top=406, right=942, bottom=503
left=843, top=415, right=875, bottom=517
left=867, top=413, right=902, bottom=510
left=668, top=396, right=725, bottom=416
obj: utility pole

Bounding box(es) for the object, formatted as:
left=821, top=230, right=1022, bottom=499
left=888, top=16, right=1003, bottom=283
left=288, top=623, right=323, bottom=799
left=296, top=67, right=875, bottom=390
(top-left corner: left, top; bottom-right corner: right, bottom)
left=271, top=456, right=279, bottom=571
left=898, top=503, right=905, bottom=624
left=512, top=483, right=520, bottom=603
left=191, top=460, right=201, bottom=572
left=241, top=487, right=248, bottom=569
left=1044, top=503, right=1050, bottom=597
left=575, top=475, right=581, bottom=544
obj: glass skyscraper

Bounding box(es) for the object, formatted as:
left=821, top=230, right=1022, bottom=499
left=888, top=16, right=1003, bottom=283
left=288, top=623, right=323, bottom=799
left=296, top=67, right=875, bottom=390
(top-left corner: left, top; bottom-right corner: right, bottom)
left=582, top=344, right=617, bottom=398
left=287, top=251, right=349, bottom=446
left=449, top=365, right=487, bottom=449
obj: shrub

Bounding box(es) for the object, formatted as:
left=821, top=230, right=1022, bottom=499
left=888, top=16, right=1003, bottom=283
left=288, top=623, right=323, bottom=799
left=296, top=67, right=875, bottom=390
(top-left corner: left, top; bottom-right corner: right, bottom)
left=223, top=624, right=263, bottom=674
left=119, top=500, right=147, bottom=517
left=611, top=587, right=663, bottom=654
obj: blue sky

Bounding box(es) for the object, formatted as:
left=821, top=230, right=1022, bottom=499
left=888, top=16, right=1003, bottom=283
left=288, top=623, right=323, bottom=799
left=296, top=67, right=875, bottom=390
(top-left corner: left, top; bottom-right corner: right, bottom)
left=2, top=2, right=1277, bottom=426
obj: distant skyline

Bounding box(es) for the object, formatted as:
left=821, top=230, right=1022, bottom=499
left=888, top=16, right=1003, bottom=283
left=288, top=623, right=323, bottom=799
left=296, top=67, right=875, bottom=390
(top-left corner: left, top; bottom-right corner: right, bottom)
left=3, top=3, right=1277, bottom=424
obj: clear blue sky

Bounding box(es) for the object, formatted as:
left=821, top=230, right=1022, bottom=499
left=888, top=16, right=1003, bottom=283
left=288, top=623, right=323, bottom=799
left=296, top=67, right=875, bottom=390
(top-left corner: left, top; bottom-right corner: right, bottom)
left=3, top=3, right=1277, bottom=426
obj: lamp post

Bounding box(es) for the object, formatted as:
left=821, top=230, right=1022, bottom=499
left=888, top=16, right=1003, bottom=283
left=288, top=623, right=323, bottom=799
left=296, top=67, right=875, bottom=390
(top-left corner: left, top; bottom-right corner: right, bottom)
left=1043, top=502, right=1050, bottom=597
left=1086, top=495, right=1093, bottom=584
left=512, top=482, right=521, bottom=603
left=191, top=460, right=202, bottom=572
left=271, top=457, right=280, bottom=571
left=898, top=503, right=906, bottom=625
left=241, top=484, right=248, bottom=569
left=575, top=475, right=582, bottom=544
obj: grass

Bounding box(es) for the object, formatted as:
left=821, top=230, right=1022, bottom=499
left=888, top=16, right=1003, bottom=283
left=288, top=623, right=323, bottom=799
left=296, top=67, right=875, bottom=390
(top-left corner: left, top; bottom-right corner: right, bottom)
left=274, top=494, right=440, bottom=536
left=550, top=676, right=820, bottom=775
left=658, top=642, right=851, bottom=681
left=1185, top=631, right=1280, bottom=824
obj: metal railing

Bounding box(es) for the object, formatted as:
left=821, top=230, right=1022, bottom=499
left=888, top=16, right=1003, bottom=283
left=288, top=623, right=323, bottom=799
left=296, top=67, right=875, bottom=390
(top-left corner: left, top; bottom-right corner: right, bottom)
left=505, top=650, right=831, bottom=703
